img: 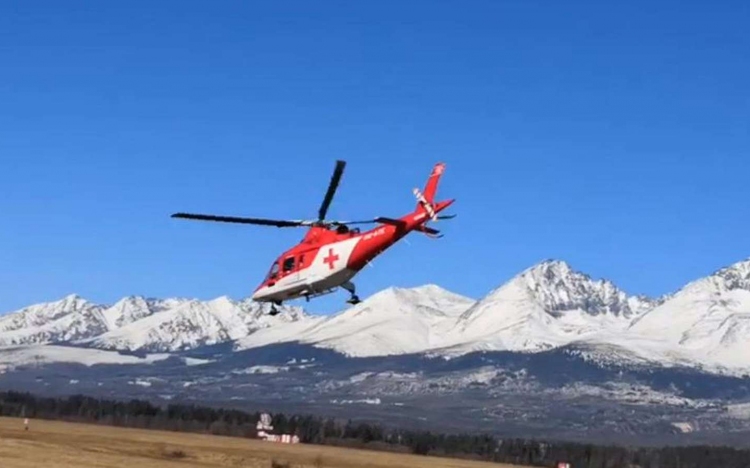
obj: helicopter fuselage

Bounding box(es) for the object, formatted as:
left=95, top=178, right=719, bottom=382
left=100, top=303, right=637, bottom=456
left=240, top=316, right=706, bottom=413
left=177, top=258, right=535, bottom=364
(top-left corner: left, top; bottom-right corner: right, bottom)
left=172, top=160, right=453, bottom=309
left=251, top=199, right=454, bottom=304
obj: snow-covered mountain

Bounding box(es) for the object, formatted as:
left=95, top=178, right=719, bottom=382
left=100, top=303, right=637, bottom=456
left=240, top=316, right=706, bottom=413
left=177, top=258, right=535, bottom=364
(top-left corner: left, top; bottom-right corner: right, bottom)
left=232, top=263, right=661, bottom=358
left=2, top=257, right=749, bottom=375
left=3, top=259, right=750, bottom=445
left=100, top=296, right=189, bottom=330
left=0, top=294, right=306, bottom=352
left=83, top=297, right=305, bottom=352
left=0, top=295, right=109, bottom=347
left=442, top=260, right=659, bottom=355
left=628, top=259, right=750, bottom=371
left=235, top=284, right=475, bottom=357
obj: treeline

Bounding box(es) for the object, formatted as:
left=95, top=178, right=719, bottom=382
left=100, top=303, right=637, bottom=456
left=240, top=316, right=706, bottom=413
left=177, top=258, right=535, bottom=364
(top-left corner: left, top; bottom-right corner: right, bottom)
left=1, top=391, right=749, bottom=468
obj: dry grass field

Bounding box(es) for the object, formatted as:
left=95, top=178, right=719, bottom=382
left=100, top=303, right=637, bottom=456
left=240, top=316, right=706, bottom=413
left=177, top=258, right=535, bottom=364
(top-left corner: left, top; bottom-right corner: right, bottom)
left=0, top=417, right=529, bottom=468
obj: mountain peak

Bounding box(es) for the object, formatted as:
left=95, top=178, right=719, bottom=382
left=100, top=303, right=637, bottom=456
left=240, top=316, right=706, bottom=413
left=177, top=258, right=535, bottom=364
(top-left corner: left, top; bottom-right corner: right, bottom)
left=670, top=258, right=750, bottom=298
left=103, top=296, right=156, bottom=329
left=381, top=284, right=471, bottom=301
left=207, top=295, right=236, bottom=306
left=509, top=260, right=650, bottom=319
left=394, top=284, right=471, bottom=302
left=113, top=295, right=147, bottom=304
left=711, top=258, right=750, bottom=291
left=534, top=258, right=572, bottom=268
left=61, top=293, right=87, bottom=303
left=409, top=283, right=451, bottom=294
left=522, top=259, right=576, bottom=279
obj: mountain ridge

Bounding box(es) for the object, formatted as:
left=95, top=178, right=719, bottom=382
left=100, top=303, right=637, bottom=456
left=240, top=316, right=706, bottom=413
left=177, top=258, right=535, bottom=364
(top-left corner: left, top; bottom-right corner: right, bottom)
left=2, top=257, right=749, bottom=375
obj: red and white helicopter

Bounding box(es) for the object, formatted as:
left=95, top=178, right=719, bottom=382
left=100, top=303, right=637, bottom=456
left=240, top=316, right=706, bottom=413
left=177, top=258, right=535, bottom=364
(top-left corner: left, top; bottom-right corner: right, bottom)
left=171, top=161, right=454, bottom=315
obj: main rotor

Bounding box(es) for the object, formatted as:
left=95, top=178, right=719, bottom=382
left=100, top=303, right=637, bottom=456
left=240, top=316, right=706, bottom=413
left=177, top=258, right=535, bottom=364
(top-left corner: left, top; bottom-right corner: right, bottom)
left=171, top=160, right=375, bottom=229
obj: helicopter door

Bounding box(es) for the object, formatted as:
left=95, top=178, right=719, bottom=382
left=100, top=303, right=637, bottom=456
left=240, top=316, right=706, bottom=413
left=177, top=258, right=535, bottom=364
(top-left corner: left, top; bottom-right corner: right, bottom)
left=282, top=256, right=299, bottom=283
left=297, top=253, right=307, bottom=282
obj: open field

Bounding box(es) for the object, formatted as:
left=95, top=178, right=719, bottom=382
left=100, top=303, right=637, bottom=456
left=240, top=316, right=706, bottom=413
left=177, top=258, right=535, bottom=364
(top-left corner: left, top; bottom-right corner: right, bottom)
left=0, top=417, right=529, bottom=468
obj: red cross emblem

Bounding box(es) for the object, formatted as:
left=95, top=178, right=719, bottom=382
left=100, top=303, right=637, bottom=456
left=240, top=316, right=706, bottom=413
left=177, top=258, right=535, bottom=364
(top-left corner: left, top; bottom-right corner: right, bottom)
left=323, top=248, right=339, bottom=270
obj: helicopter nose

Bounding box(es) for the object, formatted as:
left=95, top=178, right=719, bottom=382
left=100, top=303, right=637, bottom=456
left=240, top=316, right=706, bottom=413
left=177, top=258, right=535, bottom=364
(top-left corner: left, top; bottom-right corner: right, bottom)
left=252, top=285, right=268, bottom=301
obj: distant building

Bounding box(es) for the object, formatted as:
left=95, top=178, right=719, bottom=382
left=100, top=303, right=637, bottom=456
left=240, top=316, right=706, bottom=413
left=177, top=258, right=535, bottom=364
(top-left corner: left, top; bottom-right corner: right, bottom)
left=255, top=413, right=299, bottom=444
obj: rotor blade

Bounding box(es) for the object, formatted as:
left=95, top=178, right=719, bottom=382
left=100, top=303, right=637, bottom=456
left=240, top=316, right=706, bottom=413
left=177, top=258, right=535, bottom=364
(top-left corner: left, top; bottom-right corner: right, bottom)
left=171, top=213, right=306, bottom=227
left=333, top=219, right=381, bottom=225
left=340, top=214, right=449, bottom=227
left=318, top=160, right=346, bottom=221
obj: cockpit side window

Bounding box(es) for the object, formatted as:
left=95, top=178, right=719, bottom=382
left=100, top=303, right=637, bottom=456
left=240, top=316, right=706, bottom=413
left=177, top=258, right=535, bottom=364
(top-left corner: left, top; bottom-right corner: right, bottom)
left=282, top=256, right=295, bottom=272
left=268, top=262, right=279, bottom=280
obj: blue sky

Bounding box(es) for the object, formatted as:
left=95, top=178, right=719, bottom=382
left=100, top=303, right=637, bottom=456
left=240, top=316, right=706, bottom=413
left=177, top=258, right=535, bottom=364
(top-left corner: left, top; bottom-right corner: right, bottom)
left=1, top=1, right=748, bottom=314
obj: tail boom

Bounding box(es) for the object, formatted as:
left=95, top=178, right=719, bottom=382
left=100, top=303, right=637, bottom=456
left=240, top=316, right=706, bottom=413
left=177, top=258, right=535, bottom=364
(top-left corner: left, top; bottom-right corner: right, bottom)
left=346, top=163, right=453, bottom=269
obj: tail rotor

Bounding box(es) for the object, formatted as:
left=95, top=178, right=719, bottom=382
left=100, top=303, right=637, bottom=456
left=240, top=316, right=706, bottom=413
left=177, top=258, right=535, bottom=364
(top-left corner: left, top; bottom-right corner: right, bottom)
left=411, top=162, right=455, bottom=238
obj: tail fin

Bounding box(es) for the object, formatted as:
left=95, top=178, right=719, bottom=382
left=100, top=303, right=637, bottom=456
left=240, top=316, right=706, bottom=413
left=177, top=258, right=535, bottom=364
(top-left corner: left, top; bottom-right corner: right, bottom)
left=414, top=162, right=445, bottom=220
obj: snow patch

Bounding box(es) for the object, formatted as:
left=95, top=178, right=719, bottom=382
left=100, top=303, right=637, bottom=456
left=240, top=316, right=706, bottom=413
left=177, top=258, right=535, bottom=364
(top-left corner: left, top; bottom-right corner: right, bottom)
left=0, top=345, right=170, bottom=374
left=232, top=365, right=289, bottom=375
left=330, top=398, right=382, bottom=405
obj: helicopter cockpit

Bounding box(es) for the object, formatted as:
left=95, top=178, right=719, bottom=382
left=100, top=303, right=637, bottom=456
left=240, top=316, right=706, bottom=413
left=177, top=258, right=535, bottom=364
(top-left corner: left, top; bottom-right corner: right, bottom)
left=334, top=224, right=360, bottom=235
left=264, top=253, right=304, bottom=284
left=266, top=261, right=280, bottom=282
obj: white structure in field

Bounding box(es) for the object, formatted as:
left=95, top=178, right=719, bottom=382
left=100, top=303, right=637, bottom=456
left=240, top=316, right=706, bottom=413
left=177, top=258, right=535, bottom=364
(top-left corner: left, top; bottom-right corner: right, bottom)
left=256, top=412, right=299, bottom=444
left=256, top=412, right=274, bottom=438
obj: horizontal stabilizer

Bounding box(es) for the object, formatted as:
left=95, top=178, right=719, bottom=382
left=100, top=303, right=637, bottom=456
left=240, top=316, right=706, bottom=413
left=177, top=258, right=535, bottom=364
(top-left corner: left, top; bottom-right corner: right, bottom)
left=415, top=225, right=443, bottom=238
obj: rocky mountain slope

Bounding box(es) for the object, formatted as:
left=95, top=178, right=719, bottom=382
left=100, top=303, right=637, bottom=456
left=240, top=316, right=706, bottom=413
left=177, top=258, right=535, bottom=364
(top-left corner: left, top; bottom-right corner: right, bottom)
left=0, top=294, right=306, bottom=352
left=0, top=295, right=109, bottom=347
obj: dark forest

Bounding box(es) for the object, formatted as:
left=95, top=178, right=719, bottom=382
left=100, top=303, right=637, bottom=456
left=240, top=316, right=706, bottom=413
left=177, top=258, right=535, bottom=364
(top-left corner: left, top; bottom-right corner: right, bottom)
left=1, top=391, right=748, bottom=468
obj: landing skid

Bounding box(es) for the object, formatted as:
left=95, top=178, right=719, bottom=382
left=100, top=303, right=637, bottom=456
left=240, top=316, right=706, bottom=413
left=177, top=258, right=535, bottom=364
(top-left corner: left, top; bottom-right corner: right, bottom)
left=342, top=281, right=360, bottom=305
left=303, top=287, right=338, bottom=302
left=301, top=284, right=360, bottom=306
left=266, top=283, right=361, bottom=315
left=269, top=301, right=282, bottom=316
